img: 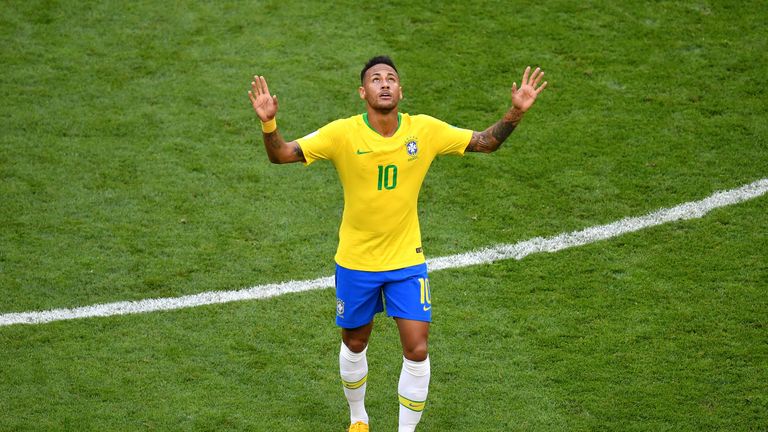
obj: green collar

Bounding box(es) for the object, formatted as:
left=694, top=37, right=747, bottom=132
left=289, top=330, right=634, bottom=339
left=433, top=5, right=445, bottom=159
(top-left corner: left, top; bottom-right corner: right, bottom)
left=363, top=112, right=402, bottom=137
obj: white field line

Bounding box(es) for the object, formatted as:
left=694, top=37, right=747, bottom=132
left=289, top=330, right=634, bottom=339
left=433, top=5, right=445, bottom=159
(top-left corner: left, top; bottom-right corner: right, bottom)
left=2, top=178, right=767, bottom=327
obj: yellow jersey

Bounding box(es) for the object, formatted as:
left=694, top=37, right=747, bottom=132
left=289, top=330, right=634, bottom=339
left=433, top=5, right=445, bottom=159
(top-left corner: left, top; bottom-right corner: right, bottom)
left=297, top=113, right=472, bottom=271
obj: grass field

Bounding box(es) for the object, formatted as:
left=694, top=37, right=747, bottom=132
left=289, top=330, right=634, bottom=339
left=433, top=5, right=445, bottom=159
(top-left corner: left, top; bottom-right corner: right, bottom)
left=1, top=0, right=767, bottom=430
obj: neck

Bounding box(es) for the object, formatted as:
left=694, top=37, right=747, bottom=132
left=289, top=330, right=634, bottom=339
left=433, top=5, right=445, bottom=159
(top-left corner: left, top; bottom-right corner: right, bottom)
left=365, top=107, right=400, bottom=137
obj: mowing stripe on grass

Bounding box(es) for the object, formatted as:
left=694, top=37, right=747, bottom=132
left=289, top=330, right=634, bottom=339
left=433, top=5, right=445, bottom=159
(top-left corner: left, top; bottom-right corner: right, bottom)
left=1, top=178, right=766, bottom=327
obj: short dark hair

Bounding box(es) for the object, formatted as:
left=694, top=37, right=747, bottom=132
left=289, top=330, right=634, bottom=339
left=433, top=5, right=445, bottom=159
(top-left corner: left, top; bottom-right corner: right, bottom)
left=360, top=55, right=398, bottom=84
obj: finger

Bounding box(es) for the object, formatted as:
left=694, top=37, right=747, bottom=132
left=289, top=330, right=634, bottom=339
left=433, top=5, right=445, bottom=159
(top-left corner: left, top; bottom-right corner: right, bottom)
left=533, top=70, right=544, bottom=87
left=511, top=82, right=518, bottom=94
left=273, top=94, right=279, bottom=110
left=260, top=76, right=272, bottom=97
left=254, top=76, right=266, bottom=95
left=530, top=67, right=541, bottom=85
left=248, top=90, right=257, bottom=105
left=536, top=81, right=548, bottom=94
left=522, top=66, right=531, bottom=85
left=251, top=75, right=262, bottom=96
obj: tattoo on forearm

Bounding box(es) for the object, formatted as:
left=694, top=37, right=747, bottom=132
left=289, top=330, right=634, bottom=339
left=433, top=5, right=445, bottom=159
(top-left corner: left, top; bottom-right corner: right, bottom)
left=261, top=129, right=304, bottom=163
left=491, top=117, right=517, bottom=142
left=264, top=131, right=282, bottom=150
left=467, top=108, right=524, bottom=153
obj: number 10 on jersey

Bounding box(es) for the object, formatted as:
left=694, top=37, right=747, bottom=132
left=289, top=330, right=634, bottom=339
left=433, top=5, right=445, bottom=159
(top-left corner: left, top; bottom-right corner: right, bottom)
left=377, top=164, right=398, bottom=190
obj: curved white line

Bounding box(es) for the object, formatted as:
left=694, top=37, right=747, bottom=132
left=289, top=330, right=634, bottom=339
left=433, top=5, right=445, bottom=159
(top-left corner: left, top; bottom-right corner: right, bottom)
left=1, top=178, right=766, bottom=327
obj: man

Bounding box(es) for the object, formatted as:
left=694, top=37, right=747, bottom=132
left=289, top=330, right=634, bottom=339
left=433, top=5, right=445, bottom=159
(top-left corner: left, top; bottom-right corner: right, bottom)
left=248, top=56, right=547, bottom=432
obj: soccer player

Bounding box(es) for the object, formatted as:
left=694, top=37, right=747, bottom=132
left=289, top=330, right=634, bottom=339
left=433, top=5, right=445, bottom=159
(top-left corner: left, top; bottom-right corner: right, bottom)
left=248, top=56, right=547, bottom=432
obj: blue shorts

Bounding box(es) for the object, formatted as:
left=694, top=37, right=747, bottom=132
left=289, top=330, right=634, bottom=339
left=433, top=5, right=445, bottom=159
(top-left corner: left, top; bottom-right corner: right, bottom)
left=334, top=263, right=432, bottom=329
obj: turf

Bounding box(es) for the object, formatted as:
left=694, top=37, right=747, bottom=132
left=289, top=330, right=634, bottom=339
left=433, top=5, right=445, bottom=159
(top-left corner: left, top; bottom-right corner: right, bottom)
left=1, top=0, right=766, bottom=430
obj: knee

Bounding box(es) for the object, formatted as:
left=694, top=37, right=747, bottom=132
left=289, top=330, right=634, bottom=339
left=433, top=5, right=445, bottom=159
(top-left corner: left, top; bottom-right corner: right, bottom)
left=403, top=342, right=428, bottom=362
left=343, top=337, right=368, bottom=354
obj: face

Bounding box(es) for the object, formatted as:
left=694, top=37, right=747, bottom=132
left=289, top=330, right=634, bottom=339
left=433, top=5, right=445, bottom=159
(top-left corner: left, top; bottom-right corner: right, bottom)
left=359, top=63, right=403, bottom=112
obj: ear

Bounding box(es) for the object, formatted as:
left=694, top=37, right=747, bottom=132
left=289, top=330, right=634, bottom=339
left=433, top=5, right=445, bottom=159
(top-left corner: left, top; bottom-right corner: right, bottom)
left=358, top=86, right=366, bottom=100
left=399, top=87, right=404, bottom=100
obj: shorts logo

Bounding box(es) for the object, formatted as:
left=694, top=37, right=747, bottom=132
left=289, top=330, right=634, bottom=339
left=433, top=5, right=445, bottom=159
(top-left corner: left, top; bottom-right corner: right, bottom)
left=336, top=299, right=345, bottom=316
left=404, top=136, right=419, bottom=161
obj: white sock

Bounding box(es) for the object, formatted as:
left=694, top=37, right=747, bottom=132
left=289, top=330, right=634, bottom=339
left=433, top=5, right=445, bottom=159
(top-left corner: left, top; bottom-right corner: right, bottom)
left=339, top=341, right=369, bottom=424
left=398, top=356, right=430, bottom=432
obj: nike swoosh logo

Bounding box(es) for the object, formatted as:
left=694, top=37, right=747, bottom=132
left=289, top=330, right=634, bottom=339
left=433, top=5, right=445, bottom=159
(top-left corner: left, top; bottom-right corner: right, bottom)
left=356, top=149, right=373, bottom=155
left=423, top=305, right=431, bottom=312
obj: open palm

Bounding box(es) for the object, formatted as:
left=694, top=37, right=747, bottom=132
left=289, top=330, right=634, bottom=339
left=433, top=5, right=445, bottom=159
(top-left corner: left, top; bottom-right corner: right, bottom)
left=511, top=66, right=547, bottom=112
left=248, top=75, right=278, bottom=121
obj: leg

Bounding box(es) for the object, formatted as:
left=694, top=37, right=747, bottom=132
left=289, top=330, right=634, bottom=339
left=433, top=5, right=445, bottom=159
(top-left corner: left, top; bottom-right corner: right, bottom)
left=395, top=319, right=431, bottom=432
left=342, top=321, right=374, bottom=354
left=340, top=322, right=374, bottom=427
left=395, top=318, right=429, bottom=361
left=335, top=264, right=385, bottom=429
left=382, top=265, right=433, bottom=431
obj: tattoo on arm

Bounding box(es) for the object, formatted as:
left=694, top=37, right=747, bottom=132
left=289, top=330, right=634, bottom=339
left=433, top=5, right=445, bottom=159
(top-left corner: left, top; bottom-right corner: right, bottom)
left=264, top=131, right=282, bottom=150
left=467, top=108, right=524, bottom=153
left=292, top=142, right=304, bottom=159
left=261, top=130, right=305, bottom=163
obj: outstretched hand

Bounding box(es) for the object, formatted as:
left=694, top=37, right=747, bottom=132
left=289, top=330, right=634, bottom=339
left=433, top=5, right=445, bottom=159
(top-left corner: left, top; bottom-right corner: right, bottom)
left=511, top=66, right=547, bottom=112
left=248, top=75, right=278, bottom=122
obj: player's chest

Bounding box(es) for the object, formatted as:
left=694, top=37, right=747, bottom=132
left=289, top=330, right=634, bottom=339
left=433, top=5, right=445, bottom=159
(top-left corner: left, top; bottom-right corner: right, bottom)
left=338, top=134, right=429, bottom=186
left=347, top=134, right=425, bottom=166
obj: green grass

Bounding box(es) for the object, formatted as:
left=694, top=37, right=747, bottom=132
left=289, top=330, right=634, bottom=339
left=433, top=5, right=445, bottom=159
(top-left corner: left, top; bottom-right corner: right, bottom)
left=1, top=0, right=766, bottom=430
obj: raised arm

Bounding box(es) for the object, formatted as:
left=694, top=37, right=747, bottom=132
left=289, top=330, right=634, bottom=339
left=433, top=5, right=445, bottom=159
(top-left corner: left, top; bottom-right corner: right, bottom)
left=248, top=75, right=305, bottom=164
left=466, top=66, right=548, bottom=153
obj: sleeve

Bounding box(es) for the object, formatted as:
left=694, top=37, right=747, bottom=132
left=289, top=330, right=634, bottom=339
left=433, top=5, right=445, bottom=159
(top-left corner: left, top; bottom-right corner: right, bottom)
left=424, top=115, right=474, bottom=157
left=296, top=121, right=340, bottom=166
